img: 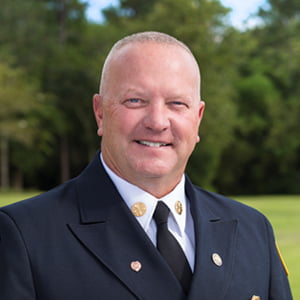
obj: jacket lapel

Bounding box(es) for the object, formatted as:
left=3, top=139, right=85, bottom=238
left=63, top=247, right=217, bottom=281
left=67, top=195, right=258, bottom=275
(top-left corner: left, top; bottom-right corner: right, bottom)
left=68, top=154, right=185, bottom=300
left=186, top=180, right=238, bottom=300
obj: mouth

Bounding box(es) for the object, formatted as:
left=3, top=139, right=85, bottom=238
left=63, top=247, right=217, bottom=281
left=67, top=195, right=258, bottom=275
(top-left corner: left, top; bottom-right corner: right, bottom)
left=136, top=140, right=172, bottom=148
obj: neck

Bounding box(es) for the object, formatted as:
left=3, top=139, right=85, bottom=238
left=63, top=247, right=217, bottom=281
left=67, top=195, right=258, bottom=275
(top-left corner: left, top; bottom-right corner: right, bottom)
left=100, top=154, right=183, bottom=198
left=130, top=176, right=182, bottom=198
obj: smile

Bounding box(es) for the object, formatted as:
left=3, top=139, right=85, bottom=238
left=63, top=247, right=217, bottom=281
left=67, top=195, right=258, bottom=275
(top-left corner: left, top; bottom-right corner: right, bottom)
left=136, top=140, right=171, bottom=147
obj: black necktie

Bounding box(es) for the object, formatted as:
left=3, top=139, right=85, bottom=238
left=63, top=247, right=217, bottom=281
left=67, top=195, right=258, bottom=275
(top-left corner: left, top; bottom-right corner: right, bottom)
left=153, top=201, right=192, bottom=294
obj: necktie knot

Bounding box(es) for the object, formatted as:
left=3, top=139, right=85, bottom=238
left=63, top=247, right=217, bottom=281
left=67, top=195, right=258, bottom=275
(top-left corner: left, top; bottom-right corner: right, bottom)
left=153, top=201, right=170, bottom=226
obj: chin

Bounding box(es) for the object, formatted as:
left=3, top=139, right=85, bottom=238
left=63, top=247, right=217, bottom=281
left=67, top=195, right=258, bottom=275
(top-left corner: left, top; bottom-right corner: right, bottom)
left=134, top=164, right=174, bottom=178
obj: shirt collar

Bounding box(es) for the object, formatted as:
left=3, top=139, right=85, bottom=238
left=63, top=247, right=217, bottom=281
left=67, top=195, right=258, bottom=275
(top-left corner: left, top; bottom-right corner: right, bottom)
left=100, top=153, right=187, bottom=236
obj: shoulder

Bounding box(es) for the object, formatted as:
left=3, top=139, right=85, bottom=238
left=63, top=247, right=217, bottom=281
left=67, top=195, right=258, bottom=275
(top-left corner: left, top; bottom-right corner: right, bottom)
left=0, top=153, right=111, bottom=226
left=0, top=152, right=103, bottom=216
left=190, top=184, right=268, bottom=222
left=0, top=178, right=78, bottom=225
left=189, top=183, right=277, bottom=248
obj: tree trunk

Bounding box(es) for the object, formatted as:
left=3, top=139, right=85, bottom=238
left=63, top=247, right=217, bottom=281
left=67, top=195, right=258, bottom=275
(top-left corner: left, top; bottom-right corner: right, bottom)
left=0, top=136, right=9, bottom=189
left=60, top=136, right=70, bottom=183
left=58, top=0, right=69, bottom=184
left=12, top=169, right=23, bottom=190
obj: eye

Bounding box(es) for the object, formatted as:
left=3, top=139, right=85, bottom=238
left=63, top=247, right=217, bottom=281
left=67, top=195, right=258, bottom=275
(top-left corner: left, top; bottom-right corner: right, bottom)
left=123, top=98, right=145, bottom=108
left=128, top=98, right=140, bottom=103
left=173, top=101, right=185, bottom=106
left=168, top=101, right=189, bottom=108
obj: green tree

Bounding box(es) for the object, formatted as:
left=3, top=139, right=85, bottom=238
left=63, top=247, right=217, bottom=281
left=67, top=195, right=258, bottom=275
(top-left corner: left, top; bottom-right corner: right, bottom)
left=215, top=0, right=300, bottom=194
left=0, top=62, right=60, bottom=189
left=0, top=0, right=50, bottom=77
left=0, top=0, right=95, bottom=188
left=258, top=0, right=300, bottom=193
left=103, top=0, right=160, bottom=21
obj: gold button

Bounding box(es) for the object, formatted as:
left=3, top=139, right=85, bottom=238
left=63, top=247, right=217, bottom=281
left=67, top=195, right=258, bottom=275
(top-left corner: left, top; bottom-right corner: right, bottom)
left=175, top=201, right=183, bottom=215
left=212, top=253, right=223, bottom=267
left=131, top=202, right=147, bottom=217
left=130, top=261, right=142, bottom=272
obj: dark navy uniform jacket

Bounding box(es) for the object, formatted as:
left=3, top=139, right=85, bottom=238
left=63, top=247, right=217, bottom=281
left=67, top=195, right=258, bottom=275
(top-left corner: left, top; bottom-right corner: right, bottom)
left=0, top=153, right=292, bottom=299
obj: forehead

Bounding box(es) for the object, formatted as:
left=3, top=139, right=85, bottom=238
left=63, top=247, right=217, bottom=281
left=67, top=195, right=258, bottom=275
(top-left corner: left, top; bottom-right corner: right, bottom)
left=109, top=41, right=198, bottom=71
left=100, top=42, right=201, bottom=99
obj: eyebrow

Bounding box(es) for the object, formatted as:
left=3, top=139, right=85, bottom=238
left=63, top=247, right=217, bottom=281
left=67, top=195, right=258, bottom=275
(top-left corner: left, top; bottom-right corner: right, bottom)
left=120, top=87, right=147, bottom=98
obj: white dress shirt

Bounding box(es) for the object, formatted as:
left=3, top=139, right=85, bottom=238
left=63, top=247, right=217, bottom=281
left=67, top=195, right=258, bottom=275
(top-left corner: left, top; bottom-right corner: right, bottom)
left=100, top=153, right=195, bottom=270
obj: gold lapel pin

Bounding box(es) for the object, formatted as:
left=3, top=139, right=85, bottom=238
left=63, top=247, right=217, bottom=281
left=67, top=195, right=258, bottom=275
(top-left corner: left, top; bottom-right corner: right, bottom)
left=131, top=202, right=147, bottom=217
left=130, top=261, right=142, bottom=272
left=212, top=253, right=223, bottom=267
left=175, top=201, right=183, bottom=215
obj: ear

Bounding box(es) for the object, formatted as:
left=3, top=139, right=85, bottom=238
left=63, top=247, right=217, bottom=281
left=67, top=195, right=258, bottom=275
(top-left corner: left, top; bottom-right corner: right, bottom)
left=196, top=101, right=205, bottom=143
left=198, top=100, right=205, bottom=121
left=93, top=94, right=104, bottom=136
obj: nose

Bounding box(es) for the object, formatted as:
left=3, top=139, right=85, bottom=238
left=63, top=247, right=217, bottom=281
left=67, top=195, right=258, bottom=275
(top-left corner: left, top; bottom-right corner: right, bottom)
left=143, top=102, right=170, bottom=132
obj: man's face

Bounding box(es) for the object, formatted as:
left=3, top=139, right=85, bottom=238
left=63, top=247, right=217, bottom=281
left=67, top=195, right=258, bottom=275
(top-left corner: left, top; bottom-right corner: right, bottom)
left=94, top=42, right=204, bottom=196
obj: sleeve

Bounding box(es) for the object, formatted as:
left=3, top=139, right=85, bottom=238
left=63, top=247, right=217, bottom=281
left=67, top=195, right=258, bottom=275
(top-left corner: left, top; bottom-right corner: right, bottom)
left=264, top=217, right=293, bottom=300
left=0, top=210, right=36, bottom=299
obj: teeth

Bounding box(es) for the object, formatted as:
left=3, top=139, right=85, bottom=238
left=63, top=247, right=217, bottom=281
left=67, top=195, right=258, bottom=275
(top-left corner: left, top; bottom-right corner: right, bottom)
left=138, top=141, right=168, bottom=147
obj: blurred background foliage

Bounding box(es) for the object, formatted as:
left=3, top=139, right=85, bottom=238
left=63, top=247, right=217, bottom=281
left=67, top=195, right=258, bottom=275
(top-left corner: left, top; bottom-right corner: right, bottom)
left=0, top=0, right=299, bottom=194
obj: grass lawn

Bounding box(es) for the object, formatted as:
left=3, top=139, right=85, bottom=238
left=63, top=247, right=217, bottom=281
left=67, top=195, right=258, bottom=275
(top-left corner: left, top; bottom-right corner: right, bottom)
left=0, top=190, right=41, bottom=207
left=1, top=192, right=299, bottom=298
left=236, top=195, right=300, bottom=299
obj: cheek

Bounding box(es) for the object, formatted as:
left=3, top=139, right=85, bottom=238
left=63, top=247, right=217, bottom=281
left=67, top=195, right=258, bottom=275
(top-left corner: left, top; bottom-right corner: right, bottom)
left=179, top=115, right=200, bottom=138
left=179, top=118, right=201, bottom=150
left=103, top=109, right=140, bottom=139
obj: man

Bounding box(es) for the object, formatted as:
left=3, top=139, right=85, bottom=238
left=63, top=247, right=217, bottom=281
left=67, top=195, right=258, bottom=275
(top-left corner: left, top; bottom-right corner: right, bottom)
left=0, top=31, right=292, bottom=299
